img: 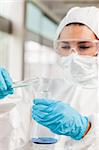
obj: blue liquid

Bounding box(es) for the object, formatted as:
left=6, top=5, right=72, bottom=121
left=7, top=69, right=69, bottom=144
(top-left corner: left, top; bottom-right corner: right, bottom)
left=32, top=137, right=58, bottom=144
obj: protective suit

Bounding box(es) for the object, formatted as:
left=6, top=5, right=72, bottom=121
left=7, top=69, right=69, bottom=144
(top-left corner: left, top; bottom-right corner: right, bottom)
left=53, top=6, right=99, bottom=150
left=0, top=6, right=99, bottom=150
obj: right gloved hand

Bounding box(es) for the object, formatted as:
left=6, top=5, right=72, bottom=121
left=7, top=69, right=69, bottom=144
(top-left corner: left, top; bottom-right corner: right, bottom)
left=33, top=99, right=89, bottom=140
left=0, top=68, right=14, bottom=99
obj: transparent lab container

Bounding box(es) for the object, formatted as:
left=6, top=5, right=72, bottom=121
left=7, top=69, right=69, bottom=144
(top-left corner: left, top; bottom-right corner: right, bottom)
left=32, top=90, right=59, bottom=145
left=13, top=77, right=59, bottom=145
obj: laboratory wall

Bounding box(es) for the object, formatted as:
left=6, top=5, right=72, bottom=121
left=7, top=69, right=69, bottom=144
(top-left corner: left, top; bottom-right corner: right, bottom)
left=0, top=0, right=63, bottom=82
left=0, top=0, right=25, bottom=81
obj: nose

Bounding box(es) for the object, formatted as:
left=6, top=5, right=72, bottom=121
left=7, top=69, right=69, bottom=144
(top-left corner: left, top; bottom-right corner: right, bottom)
left=70, top=48, right=78, bottom=54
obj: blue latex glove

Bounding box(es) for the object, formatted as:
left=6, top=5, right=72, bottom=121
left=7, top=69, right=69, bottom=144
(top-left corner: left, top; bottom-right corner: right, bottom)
left=32, top=99, right=89, bottom=140
left=0, top=68, right=14, bottom=99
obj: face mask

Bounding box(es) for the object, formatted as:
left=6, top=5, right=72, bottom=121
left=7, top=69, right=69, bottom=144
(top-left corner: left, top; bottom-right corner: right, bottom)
left=58, top=54, right=99, bottom=88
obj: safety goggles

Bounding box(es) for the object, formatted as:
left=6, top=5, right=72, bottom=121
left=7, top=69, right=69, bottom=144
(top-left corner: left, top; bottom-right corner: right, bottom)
left=54, top=39, right=99, bottom=57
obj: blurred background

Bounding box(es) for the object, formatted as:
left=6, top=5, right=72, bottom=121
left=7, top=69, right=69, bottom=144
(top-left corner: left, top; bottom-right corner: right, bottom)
left=0, top=0, right=99, bottom=82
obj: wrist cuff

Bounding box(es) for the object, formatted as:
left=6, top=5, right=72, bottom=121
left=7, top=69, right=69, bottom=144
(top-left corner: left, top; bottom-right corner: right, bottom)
left=71, top=116, right=89, bottom=140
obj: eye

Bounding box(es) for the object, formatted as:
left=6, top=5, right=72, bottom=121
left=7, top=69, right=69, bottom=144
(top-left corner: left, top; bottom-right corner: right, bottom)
left=61, top=45, right=70, bottom=49
left=60, top=43, right=70, bottom=50
left=79, top=45, right=91, bottom=50
left=78, top=41, right=94, bottom=51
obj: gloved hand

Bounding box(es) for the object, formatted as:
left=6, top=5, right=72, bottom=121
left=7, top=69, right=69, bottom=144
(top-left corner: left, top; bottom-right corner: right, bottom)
left=0, top=68, right=14, bottom=99
left=32, top=99, right=89, bottom=140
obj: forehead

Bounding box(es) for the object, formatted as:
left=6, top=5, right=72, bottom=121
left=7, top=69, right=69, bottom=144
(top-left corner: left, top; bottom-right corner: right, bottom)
left=59, top=24, right=97, bottom=40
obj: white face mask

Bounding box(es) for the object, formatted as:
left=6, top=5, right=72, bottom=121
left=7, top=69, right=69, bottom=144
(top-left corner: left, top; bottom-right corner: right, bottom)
left=58, top=54, right=99, bottom=88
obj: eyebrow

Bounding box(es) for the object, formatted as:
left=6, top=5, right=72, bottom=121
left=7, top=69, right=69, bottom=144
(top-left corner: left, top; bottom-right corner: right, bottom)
left=61, top=41, right=69, bottom=44
left=61, top=41, right=91, bottom=44
left=78, top=41, right=91, bottom=44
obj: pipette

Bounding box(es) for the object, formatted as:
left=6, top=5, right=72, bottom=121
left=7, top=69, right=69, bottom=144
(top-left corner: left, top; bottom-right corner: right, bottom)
left=12, top=77, right=40, bottom=89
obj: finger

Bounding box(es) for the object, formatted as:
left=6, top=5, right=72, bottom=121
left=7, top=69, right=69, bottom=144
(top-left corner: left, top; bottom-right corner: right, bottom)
left=32, top=114, right=41, bottom=123
left=0, top=92, right=8, bottom=99
left=32, top=112, right=46, bottom=124
left=8, top=88, right=14, bottom=95
left=32, top=108, right=49, bottom=119
left=32, top=104, right=53, bottom=113
left=0, top=69, right=7, bottom=90
left=33, top=98, right=56, bottom=106
left=32, top=114, right=50, bottom=129
left=33, top=104, right=48, bottom=111
left=1, top=68, right=13, bottom=89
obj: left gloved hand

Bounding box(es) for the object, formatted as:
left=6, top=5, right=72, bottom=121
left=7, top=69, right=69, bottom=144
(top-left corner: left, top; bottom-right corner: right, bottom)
left=0, top=68, right=14, bottom=99
left=32, top=99, right=89, bottom=140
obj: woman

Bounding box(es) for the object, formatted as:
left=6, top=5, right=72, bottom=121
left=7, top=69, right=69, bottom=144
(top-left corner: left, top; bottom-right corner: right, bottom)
left=32, top=6, right=99, bottom=149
